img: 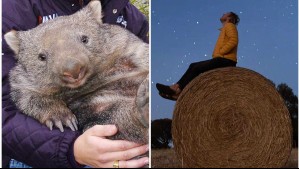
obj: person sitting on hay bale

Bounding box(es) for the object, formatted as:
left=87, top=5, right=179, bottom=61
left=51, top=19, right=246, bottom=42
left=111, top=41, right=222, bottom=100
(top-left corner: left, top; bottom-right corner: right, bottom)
left=156, top=12, right=240, bottom=101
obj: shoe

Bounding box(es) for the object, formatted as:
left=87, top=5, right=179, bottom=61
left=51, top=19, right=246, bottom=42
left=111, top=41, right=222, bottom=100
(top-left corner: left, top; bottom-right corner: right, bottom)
left=156, top=83, right=176, bottom=95
left=159, top=92, right=178, bottom=101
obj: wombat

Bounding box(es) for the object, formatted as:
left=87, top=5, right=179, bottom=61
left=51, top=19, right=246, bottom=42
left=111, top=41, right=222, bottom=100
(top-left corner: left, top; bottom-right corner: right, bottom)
left=4, top=0, right=149, bottom=144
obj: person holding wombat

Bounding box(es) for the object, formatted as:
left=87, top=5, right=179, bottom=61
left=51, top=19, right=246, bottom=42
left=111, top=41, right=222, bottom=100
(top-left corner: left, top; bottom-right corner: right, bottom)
left=156, top=12, right=239, bottom=101
left=2, top=0, right=149, bottom=168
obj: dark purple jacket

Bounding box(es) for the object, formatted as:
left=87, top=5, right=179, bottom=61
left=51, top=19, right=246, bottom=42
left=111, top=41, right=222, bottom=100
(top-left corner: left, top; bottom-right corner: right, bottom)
left=2, top=0, right=148, bottom=167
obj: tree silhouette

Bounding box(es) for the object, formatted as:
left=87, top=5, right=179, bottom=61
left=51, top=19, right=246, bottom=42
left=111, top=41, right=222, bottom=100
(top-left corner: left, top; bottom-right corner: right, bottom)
left=277, top=83, right=298, bottom=147
left=151, top=119, right=172, bottom=149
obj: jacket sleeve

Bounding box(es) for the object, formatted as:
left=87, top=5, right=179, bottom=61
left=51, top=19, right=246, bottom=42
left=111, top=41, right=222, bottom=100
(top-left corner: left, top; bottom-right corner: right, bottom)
left=137, top=18, right=149, bottom=43
left=124, top=2, right=149, bottom=43
left=219, top=23, right=238, bottom=55
left=2, top=1, right=82, bottom=168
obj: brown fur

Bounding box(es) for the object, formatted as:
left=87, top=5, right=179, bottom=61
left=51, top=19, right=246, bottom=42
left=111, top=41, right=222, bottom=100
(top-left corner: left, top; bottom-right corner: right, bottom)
left=5, top=0, right=148, bottom=144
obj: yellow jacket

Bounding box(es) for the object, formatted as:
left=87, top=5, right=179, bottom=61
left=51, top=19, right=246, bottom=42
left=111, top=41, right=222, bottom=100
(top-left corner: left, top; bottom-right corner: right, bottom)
left=212, top=23, right=238, bottom=62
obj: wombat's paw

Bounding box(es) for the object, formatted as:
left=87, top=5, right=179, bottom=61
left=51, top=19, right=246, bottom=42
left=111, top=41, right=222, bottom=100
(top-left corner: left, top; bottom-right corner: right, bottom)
left=43, top=112, right=78, bottom=132
left=136, top=77, right=149, bottom=127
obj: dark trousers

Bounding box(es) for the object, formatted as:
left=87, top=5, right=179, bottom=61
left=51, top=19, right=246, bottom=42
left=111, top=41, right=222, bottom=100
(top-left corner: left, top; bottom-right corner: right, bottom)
left=177, top=57, right=237, bottom=89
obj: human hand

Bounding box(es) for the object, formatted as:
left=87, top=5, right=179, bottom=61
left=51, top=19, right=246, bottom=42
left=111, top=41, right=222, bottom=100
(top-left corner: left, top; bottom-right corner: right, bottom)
left=74, top=125, right=149, bottom=168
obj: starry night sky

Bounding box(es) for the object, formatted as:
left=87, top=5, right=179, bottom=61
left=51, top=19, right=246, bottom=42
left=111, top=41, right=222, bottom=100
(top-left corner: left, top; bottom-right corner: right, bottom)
left=151, top=0, right=298, bottom=120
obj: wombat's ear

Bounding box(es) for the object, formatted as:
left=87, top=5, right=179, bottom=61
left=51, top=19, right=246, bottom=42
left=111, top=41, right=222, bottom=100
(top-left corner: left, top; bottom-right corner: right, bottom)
left=4, top=30, right=20, bottom=55
left=136, top=77, right=149, bottom=127
left=88, top=0, right=103, bottom=24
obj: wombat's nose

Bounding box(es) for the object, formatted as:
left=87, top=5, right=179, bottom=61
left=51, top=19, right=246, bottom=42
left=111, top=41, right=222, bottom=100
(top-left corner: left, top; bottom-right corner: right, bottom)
left=62, top=62, right=86, bottom=83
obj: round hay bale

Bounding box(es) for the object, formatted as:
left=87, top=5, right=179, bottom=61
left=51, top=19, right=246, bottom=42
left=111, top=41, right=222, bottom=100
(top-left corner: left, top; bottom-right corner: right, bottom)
left=172, top=67, right=292, bottom=168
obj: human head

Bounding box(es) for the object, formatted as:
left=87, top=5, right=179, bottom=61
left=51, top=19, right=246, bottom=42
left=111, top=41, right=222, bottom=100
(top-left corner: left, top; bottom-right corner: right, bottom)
left=220, top=12, right=240, bottom=25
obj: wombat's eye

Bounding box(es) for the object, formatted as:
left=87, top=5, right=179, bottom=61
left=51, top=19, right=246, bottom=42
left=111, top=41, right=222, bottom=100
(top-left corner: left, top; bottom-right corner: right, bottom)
left=38, top=53, right=47, bottom=61
left=81, top=35, right=89, bottom=44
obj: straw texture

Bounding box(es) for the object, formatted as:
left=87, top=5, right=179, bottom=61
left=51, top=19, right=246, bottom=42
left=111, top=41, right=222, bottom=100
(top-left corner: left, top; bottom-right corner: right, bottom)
left=172, top=67, right=292, bottom=168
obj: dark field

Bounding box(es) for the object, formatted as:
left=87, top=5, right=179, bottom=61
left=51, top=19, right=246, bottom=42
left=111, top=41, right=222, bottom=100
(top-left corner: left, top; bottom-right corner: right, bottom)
left=151, top=148, right=298, bottom=168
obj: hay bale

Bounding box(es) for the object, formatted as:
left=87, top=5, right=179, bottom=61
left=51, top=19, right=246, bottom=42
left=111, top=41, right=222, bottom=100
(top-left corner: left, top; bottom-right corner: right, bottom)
left=172, top=67, right=292, bottom=168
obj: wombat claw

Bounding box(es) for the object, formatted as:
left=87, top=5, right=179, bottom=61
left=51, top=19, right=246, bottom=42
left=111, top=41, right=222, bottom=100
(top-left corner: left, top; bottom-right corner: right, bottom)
left=45, top=115, right=78, bottom=132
